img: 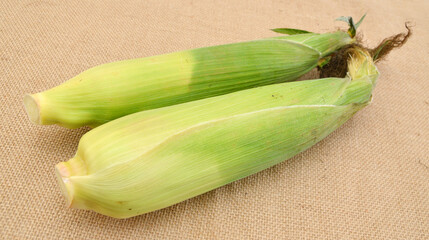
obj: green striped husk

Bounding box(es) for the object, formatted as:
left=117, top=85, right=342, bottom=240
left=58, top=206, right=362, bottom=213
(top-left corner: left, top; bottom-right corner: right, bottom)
left=56, top=47, right=378, bottom=218
left=24, top=31, right=353, bottom=128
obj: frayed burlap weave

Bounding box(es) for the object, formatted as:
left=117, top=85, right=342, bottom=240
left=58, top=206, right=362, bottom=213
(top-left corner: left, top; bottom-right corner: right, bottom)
left=1, top=1, right=428, bottom=239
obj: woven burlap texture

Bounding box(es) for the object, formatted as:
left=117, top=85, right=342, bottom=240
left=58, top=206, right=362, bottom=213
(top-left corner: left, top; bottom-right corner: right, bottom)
left=1, top=0, right=428, bottom=239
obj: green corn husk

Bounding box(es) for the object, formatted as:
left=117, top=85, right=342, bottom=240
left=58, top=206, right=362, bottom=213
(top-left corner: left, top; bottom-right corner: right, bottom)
left=24, top=31, right=354, bottom=128
left=56, top=47, right=378, bottom=218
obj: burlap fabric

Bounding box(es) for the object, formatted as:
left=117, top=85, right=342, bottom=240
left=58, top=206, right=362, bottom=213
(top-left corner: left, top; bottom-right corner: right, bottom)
left=1, top=1, right=428, bottom=239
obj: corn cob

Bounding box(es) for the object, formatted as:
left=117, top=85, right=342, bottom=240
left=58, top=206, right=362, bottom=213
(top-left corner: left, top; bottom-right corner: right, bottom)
left=56, top=47, right=378, bottom=218
left=24, top=31, right=354, bottom=128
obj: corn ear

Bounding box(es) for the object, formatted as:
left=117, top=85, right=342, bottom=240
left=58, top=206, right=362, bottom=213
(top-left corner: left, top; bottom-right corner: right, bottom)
left=24, top=31, right=353, bottom=128
left=55, top=47, right=377, bottom=218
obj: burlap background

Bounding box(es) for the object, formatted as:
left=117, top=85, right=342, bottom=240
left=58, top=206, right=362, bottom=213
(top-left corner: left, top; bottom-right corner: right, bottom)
left=1, top=0, right=428, bottom=239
